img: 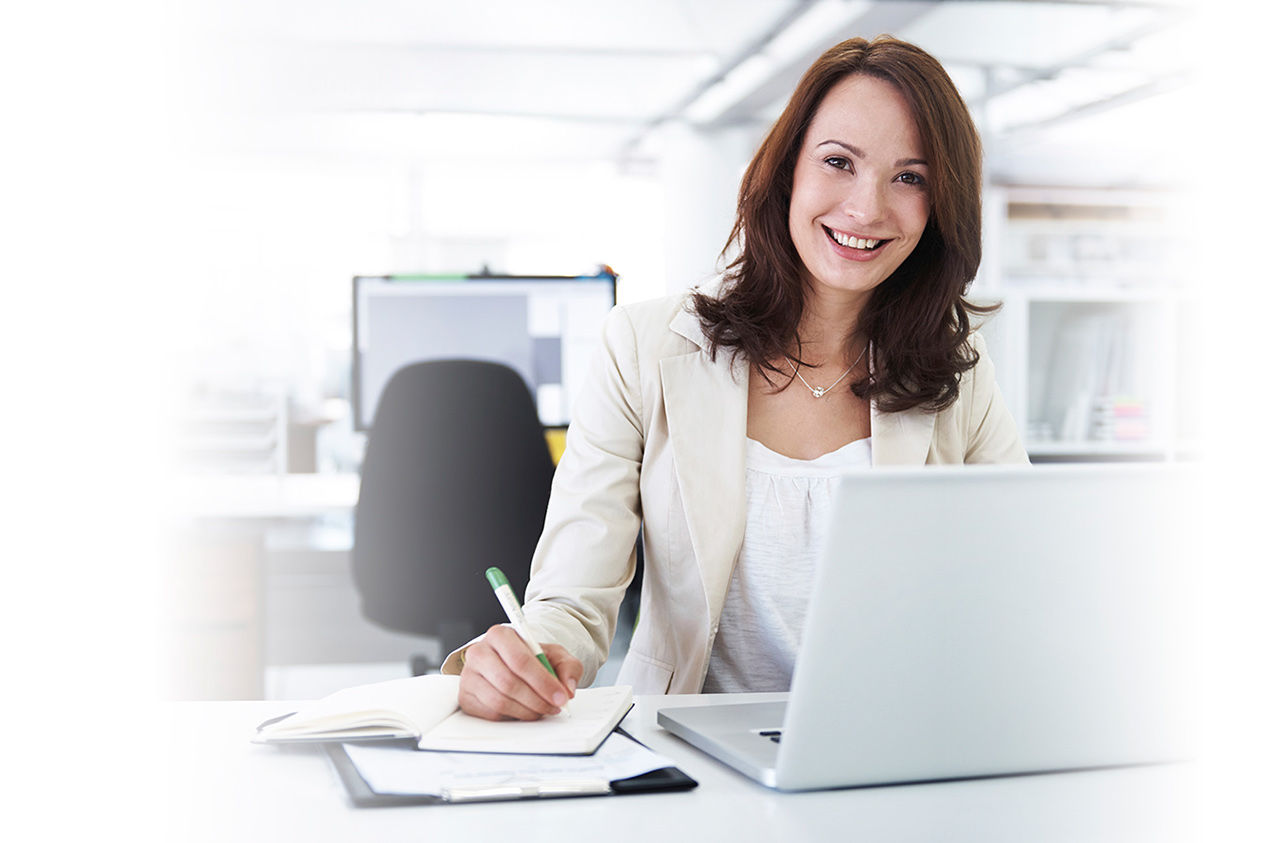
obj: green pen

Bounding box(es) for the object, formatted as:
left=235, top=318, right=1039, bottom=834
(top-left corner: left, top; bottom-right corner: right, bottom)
left=485, top=567, right=557, bottom=677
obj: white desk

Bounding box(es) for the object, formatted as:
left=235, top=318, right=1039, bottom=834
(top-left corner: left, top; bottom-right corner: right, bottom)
left=162, top=693, right=1199, bottom=842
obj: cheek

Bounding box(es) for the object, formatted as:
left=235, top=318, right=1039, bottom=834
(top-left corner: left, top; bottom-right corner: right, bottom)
left=789, top=164, right=833, bottom=213
left=786, top=189, right=810, bottom=244
left=902, top=199, right=930, bottom=243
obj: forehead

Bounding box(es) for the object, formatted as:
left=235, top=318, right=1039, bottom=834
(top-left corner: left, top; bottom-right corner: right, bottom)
left=804, top=74, right=924, bottom=156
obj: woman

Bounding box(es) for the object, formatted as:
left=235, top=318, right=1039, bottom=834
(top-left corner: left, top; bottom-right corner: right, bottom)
left=451, top=36, right=1027, bottom=720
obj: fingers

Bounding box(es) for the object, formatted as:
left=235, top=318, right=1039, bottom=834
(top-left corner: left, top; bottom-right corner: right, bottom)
left=457, top=626, right=583, bottom=722
left=544, top=644, right=583, bottom=695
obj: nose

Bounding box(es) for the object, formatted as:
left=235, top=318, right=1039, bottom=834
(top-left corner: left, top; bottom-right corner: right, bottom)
left=842, top=177, right=887, bottom=226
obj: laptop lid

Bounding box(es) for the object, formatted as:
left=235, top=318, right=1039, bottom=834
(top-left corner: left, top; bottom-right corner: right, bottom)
left=659, top=464, right=1199, bottom=791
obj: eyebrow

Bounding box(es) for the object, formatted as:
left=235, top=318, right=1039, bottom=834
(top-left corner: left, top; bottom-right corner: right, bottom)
left=817, top=139, right=927, bottom=169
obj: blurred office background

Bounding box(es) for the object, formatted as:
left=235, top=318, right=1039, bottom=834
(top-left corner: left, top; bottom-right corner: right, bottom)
left=173, top=0, right=1205, bottom=471
left=6, top=6, right=1277, bottom=839
left=143, top=0, right=1219, bottom=703
left=5, top=1, right=1274, bottom=733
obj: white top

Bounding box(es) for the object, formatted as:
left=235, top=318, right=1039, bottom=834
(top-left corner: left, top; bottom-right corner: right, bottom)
left=702, top=436, right=872, bottom=692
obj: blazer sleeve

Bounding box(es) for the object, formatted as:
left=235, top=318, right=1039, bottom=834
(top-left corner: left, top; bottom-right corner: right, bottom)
left=514, top=305, right=650, bottom=685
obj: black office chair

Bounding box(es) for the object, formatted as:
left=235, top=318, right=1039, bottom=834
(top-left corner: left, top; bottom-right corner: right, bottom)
left=352, top=359, right=555, bottom=675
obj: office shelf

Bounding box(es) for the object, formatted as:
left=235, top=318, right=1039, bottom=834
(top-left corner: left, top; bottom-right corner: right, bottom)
left=980, top=186, right=1195, bottom=463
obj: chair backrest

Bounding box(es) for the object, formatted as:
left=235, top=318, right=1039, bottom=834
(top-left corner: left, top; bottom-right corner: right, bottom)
left=352, top=359, right=555, bottom=656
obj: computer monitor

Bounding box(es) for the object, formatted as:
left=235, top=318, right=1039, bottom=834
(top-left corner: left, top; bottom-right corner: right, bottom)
left=352, top=274, right=617, bottom=431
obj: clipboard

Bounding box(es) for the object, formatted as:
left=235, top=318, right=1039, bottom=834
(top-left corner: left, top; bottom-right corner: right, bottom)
left=324, top=729, right=697, bottom=807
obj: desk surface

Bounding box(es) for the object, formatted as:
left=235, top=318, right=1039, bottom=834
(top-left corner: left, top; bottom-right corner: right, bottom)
left=162, top=692, right=1199, bottom=842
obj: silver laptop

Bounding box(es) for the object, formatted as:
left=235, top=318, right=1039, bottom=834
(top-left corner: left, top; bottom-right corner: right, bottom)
left=657, top=464, right=1199, bottom=791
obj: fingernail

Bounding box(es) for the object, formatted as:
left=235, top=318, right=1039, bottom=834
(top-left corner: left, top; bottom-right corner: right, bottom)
left=553, top=691, right=568, bottom=707
left=566, top=678, right=578, bottom=695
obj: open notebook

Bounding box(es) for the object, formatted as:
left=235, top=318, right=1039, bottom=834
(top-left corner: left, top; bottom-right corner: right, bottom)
left=256, top=675, right=698, bottom=805
left=255, top=674, right=631, bottom=755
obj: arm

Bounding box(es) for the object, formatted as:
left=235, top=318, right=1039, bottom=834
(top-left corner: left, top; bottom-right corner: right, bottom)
left=520, top=303, right=648, bottom=679
left=455, top=305, right=649, bottom=718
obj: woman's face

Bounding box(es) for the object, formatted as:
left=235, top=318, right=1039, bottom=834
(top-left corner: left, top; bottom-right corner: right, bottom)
left=788, top=73, right=930, bottom=306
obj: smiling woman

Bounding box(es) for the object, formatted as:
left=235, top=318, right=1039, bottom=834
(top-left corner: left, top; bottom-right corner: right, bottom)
left=450, top=35, right=1028, bottom=718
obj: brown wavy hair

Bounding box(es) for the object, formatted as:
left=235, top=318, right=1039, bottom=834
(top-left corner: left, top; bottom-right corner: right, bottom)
left=692, top=35, right=995, bottom=412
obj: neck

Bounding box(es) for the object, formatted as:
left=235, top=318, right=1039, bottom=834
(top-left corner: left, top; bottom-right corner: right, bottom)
left=797, top=286, right=870, bottom=362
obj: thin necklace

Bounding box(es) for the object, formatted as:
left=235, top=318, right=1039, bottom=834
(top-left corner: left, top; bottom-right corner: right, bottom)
left=787, top=343, right=868, bottom=398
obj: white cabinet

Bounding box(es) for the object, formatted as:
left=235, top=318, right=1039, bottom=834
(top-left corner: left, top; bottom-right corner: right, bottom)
left=978, top=187, right=1196, bottom=462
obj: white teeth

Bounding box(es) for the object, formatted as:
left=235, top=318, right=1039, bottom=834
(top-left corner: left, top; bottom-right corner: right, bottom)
left=830, top=229, right=881, bottom=250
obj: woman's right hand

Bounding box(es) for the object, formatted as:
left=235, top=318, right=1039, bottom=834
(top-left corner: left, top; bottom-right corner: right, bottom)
left=457, top=625, right=583, bottom=721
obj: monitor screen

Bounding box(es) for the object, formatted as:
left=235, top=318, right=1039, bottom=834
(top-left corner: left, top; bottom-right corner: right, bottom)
left=352, top=275, right=617, bottom=430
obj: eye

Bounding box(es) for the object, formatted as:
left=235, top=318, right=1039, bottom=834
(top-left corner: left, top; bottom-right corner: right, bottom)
left=896, top=171, right=927, bottom=187
left=823, top=155, right=852, bottom=171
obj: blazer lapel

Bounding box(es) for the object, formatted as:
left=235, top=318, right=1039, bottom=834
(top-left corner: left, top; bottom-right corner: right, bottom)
left=871, top=402, right=936, bottom=465
left=661, top=306, right=748, bottom=616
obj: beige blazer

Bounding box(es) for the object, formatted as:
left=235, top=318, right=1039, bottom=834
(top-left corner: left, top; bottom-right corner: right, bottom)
left=449, top=284, right=1028, bottom=694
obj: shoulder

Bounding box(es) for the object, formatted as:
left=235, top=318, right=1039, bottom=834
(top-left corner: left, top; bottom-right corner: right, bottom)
left=941, top=330, right=995, bottom=412
left=607, top=282, right=716, bottom=353
left=612, top=288, right=691, bottom=328
left=963, top=331, right=997, bottom=389
left=952, top=329, right=1029, bottom=463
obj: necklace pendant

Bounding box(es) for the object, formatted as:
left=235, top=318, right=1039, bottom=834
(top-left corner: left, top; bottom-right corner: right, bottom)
left=811, top=387, right=825, bottom=398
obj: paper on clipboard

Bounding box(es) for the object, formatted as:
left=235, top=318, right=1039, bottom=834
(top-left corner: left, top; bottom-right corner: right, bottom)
left=343, top=732, right=674, bottom=797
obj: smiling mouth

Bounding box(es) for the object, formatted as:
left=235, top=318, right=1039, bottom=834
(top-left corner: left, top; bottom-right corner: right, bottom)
left=824, top=226, right=886, bottom=251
